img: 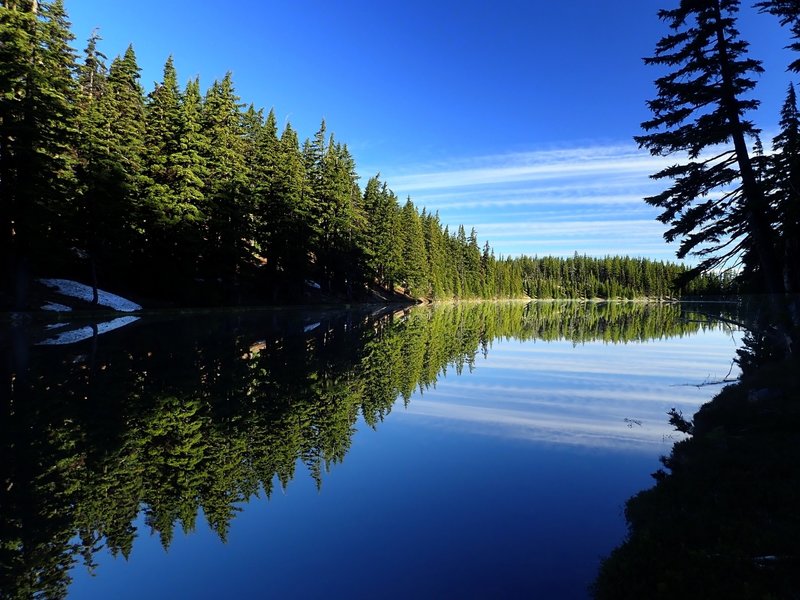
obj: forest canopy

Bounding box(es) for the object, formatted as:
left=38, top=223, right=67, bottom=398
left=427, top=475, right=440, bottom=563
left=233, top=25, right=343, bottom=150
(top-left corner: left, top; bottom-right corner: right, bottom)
left=0, top=1, right=726, bottom=308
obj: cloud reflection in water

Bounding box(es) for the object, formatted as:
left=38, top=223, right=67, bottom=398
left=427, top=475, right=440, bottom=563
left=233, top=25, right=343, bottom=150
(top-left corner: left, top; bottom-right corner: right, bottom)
left=400, top=332, right=741, bottom=450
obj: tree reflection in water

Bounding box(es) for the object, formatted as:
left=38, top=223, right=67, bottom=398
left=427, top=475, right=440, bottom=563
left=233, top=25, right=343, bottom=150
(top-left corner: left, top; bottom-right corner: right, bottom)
left=0, top=301, right=729, bottom=598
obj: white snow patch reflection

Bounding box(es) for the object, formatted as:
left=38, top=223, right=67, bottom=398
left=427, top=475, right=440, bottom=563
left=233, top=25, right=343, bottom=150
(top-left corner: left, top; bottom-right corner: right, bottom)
left=41, top=302, right=73, bottom=312
left=37, top=317, right=139, bottom=346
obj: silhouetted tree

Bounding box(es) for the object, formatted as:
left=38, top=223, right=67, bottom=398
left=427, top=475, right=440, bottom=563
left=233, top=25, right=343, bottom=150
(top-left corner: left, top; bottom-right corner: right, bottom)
left=636, top=0, right=781, bottom=294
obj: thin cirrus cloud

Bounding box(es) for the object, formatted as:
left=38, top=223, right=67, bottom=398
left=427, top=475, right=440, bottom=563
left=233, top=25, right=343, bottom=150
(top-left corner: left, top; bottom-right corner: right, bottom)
left=386, top=144, right=673, bottom=191
left=379, top=142, right=690, bottom=260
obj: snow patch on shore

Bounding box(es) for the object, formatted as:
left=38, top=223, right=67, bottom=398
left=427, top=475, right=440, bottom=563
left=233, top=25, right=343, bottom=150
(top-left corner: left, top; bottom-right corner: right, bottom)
left=38, top=279, right=142, bottom=312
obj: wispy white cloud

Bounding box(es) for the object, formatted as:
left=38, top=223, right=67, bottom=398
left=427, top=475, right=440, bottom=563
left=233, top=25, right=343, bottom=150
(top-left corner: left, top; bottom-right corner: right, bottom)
left=377, top=142, right=691, bottom=259
left=411, top=193, right=657, bottom=211
left=386, top=144, right=673, bottom=191
left=376, top=143, right=692, bottom=260
left=471, top=219, right=663, bottom=237
left=401, top=399, right=679, bottom=450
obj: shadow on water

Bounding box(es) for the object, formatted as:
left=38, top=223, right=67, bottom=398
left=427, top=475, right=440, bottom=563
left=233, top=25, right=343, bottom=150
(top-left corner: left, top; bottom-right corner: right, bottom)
left=0, top=301, right=735, bottom=598
left=593, top=296, right=800, bottom=600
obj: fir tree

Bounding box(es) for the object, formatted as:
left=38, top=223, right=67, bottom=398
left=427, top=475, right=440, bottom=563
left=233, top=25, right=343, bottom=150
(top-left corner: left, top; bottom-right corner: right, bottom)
left=767, top=84, right=800, bottom=294
left=144, top=56, right=188, bottom=226
left=270, top=122, right=312, bottom=296
left=637, top=0, right=780, bottom=293
left=422, top=211, right=448, bottom=299
left=0, top=0, right=77, bottom=306
left=174, top=76, right=209, bottom=261
left=756, top=1, right=800, bottom=72
left=74, top=31, right=109, bottom=302
left=399, top=198, right=428, bottom=298
left=200, top=73, right=250, bottom=295
left=83, top=44, right=147, bottom=293
left=242, top=105, right=278, bottom=272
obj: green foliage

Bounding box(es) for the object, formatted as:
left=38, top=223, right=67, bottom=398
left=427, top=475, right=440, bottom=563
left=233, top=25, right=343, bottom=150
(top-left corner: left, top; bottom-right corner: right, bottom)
left=399, top=199, right=429, bottom=297
left=0, top=3, right=735, bottom=307
left=0, top=0, right=78, bottom=307
left=516, top=253, right=735, bottom=300
left=1, top=301, right=723, bottom=598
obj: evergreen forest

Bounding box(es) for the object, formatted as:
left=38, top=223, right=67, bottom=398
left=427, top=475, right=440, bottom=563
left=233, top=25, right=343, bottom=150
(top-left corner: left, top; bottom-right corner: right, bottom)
left=0, top=1, right=726, bottom=309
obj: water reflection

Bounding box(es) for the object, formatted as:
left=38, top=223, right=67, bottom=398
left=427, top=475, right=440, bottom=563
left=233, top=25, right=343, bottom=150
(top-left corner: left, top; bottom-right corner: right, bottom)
left=0, top=301, right=736, bottom=598
left=401, top=332, right=740, bottom=449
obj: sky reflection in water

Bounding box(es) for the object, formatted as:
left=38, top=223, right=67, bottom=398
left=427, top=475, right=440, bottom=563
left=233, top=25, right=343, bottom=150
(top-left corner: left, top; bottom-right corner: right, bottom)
left=400, top=332, right=740, bottom=450
left=10, top=303, right=739, bottom=599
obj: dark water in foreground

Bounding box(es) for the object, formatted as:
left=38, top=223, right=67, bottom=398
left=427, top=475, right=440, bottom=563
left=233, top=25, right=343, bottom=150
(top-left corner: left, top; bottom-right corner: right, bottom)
left=1, top=302, right=741, bottom=599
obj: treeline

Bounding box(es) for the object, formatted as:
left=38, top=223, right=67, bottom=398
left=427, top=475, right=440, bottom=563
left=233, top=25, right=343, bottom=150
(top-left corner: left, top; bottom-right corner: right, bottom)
left=0, top=0, right=528, bottom=305
left=517, top=254, right=735, bottom=300
left=0, top=1, right=728, bottom=307
left=1, top=301, right=724, bottom=598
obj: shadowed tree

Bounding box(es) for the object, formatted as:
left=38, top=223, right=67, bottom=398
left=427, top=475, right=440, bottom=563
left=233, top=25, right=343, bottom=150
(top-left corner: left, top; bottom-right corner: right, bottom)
left=636, top=0, right=781, bottom=294
left=200, top=73, right=250, bottom=299
left=362, top=175, right=402, bottom=292
left=0, top=0, right=77, bottom=307
left=756, top=1, right=800, bottom=72
left=84, top=45, right=148, bottom=292
left=766, top=85, right=800, bottom=295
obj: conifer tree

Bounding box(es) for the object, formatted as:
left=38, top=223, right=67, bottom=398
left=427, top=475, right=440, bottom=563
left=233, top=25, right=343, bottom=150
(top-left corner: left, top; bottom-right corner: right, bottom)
left=399, top=199, right=428, bottom=298
left=201, top=73, right=249, bottom=294
left=756, top=1, right=800, bottom=72
left=140, top=60, right=211, bottom=294
left=464, top=228, right=482, bottom=297
left=0, top=0, right=77, bottom=306
left=323, top=140, right=364, bottom=294
left=77, top=28, right=105, bottom=99
left=74, top=31, right=109, bottom=301
left=241, top=105, right=278, bottom=270
left=302, top=120, right=332, bottom=285
left=174, top=76, right=209, bottom=261
left=767, top=84, right=800, bottom=294
left=84, top=44, right=147, bottom=291
left=481, top=241, right=497, bottom=298
left=105, top=45, right=147, bottom=184
left=422, top=211, right=448, bottom=299
left=144, top=57, right=185, bottom=225
left=269, top=122, right=312, bottom=296
left=362, top=175, right=402, bottom=290
left=637, top=0, right=781, bottom=294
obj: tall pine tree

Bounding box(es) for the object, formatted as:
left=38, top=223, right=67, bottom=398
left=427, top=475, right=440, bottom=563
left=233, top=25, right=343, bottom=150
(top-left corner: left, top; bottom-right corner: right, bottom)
left=0, top=0, right=77, bottom=306
left=201, top=73, right=249, bottom=298
left=637, top=0, right=780, bottom=294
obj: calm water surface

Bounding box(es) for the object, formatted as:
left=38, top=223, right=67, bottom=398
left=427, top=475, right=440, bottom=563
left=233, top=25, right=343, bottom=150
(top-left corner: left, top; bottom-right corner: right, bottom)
left=1, top=302, right=741, bottom=599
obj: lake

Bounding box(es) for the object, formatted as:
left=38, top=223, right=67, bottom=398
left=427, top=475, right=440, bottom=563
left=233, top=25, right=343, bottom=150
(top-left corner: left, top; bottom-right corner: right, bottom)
left=0, top=302, right=741, bottom=599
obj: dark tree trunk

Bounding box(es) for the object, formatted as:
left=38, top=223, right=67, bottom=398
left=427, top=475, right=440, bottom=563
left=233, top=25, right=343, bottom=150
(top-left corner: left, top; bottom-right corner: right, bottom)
left=712, top=1, right=782, bottom=296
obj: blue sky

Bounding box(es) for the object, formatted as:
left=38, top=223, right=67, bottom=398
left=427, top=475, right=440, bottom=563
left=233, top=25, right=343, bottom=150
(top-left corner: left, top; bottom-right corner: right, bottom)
left=66, top=1, right=795, bottom=261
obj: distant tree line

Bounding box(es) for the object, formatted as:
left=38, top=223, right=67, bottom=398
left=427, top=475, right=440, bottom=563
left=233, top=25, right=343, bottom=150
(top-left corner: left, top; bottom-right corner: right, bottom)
left=0, top=1, right=727, bottom=308
left=517, top=254, right=735, bottom=299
